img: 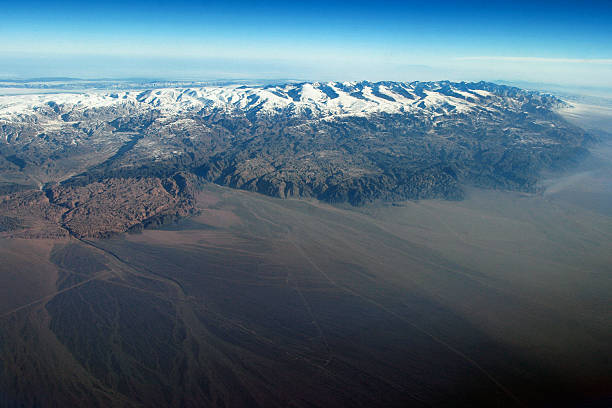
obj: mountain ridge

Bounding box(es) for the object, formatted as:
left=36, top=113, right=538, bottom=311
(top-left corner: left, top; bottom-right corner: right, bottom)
left=0, top=80, right=592, bottom=237
left=0, top=80, right=567, bottom=123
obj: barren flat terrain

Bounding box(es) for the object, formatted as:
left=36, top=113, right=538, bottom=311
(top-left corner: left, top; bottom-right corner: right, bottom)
left=1, top=177, right=611, bottom=406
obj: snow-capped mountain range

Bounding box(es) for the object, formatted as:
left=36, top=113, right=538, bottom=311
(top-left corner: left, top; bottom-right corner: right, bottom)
left=0, top=80, right=587, bottom=209
left=0, top=80, right=560, bottom=122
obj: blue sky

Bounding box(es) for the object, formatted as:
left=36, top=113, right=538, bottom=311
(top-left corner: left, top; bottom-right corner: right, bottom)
left=1, top=0, right=611, bottom=86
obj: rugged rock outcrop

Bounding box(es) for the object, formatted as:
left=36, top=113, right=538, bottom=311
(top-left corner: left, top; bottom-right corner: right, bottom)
left=48, top=173, right=198, bottom=238
left=0, top=173, right=198, bottom=238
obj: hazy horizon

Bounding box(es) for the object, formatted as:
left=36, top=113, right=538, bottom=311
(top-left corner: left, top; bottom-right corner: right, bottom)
left=2, top=1, right=612, bottom=87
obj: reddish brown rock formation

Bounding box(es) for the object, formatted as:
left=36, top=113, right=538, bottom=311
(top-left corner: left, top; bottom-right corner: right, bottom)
left=0, top=173, right=198, bottom=239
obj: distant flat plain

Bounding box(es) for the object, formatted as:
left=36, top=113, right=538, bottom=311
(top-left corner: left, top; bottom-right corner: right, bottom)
left=0, top=103, right=611, bottom=407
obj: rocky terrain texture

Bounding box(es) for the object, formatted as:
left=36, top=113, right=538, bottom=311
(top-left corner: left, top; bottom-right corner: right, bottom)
left=0, top=173, right=197, bottom=239
left=0, top=80, right=594, bottom=236
left=48, top=172, right=198, bottom=238
left=0, top=189, right=68, bottom=238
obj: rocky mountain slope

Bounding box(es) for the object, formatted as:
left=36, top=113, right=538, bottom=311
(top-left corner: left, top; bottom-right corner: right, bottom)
left=0, top=80, right=593, bottom=237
